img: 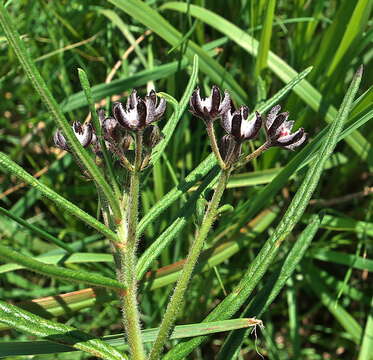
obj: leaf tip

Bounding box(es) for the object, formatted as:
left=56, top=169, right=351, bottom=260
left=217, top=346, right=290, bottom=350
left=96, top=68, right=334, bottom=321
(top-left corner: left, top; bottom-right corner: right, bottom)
left=356, top=64, right=363, bottom=78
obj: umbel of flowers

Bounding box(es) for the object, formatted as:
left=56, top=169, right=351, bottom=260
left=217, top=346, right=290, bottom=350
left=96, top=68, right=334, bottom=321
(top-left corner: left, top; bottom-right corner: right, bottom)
left=54, top=86, right=306, bottom=171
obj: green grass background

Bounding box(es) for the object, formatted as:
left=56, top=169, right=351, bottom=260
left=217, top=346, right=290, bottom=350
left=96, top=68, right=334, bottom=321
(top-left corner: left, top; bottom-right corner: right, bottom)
left=0, top=0, right=372, bottom=359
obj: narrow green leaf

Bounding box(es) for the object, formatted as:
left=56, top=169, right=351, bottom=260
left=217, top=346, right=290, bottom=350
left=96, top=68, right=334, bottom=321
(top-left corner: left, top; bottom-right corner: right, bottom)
left=0, top=206, right=74, bottom=253
left=255, top=0, right=276, bottom=76
left=327, top=0, right=372, bottom=76
left=108, top=0, right=248, bottom=104
left=0, top=252, right=114, bottom=274
left=308, top=249, right=373, bottom=272
left=0, top=318, right=255, bottom=357
left=137, top=166, right=219, bottom=279
left=358, top=296, right=373, bottom=360
left=77, top=68, right=121, bottom=199
left=0, top=244, right=125, bottom=291
left=150, top=55, right=199, bottom=166
left=163, top=66, right=363, bottom=360
left=0, top=300, right=127, bottom=360
left=0, top=152, right=116, bottom=241
left=217, top=214, right=322, bottom=359
left=61, top=60, right=188, bottom=112
left=304, top=261, right=362, bottom=344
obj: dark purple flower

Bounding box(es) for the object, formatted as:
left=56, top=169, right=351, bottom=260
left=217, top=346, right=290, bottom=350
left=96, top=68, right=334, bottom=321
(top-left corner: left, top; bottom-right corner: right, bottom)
left=189, top=85, right=231, bottom=122
left=221, top=105, right=262, bottom=142
left=265, top=105, right=306, bottom=150
left=53, top=121, right=93, bottom=151
left=113, top=89, right=166, bottom=131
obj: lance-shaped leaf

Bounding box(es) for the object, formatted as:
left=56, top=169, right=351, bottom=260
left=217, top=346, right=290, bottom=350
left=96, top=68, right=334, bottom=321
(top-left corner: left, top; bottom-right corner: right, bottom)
left=0, top=316, right=258, bottom=357
left=0, top=152, right=116, bottom=241
left=0, top=300, right=127, bottom=360
left=0, top=244, right=125, bottom=291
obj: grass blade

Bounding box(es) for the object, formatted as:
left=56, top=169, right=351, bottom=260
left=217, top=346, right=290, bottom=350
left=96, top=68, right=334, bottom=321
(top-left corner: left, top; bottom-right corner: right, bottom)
left=0, top=300, right=127, bottom=360
left=0, top=318, right=256, bottom=357
left=0, top=152, right=116, bottom=241
left=255, top=0, right=276, bottom=76
left=108, top=0, right=248, bottom=104
left=217, top=214, right=322, bottom=359
left=0, top=3, right=120, bottom=218
left=162, top=2, right=370, bottom=161
left=0, top=244, right=125, bottom=291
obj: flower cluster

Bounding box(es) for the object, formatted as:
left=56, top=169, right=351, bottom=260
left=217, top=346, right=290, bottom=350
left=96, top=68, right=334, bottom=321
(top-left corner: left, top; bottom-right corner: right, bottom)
left=53, top=90, right=166, bottom=172
left=189, top=85, right=307, bottom=167
left=54, top=85, right=307, bottom=173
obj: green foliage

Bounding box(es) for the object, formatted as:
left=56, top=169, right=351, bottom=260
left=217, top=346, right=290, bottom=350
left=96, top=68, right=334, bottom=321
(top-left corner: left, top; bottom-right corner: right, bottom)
left=0, top=1, right=371, bottom=359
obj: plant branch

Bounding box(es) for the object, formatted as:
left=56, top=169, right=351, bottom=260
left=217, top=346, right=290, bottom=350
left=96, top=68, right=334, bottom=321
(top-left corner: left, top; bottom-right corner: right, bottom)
left=206, top=121, right=226, bottom=169
left=117, top=130, right=145, bottom=360
left=148, top=168, right=231, bottom=360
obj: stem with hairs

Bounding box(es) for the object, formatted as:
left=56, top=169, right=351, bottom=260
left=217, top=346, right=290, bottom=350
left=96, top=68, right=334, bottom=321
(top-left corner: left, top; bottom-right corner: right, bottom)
left=117, top=131, right=145, bottom=360
left=148, top=168, right=231, bottom=360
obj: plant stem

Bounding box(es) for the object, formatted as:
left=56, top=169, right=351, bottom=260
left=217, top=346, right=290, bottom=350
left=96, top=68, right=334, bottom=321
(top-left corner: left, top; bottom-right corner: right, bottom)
left=206, top=121, right=226, bottom=169
left=117, top=131, right=145, bottom=360
left=234, top=141, right=270, bottom=169
left=148, top=168, right=231, bottom=360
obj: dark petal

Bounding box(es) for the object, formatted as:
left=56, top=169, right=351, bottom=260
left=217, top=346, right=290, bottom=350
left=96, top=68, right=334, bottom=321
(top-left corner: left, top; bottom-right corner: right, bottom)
left=102, top=116, right=118, bottom=139
left=82, top=123, right=93, bottom=147
left=148, top=89, right=157, bottom=105
left=145, top=95, right=155, bottom=125
left=266, top=104, right=281, bottom=129
left=283, top=132, right=307, bottom=150
left=241, top=105, right=249, bottom=120
left=276, top=128, right=305, bottom=146
left=267, top=113, right=287, bottom=138
left=220, top=134, right=234, bottom=159
left=231, top=113, right=242, bottom=139
left=249, top=111, right=263, bottom=139
left=72, top=121, right=83, bottom=134
left=126, top=90, right=138, bottom=110
left=218, top=90, right=232, bottom=115
left=97, top=109, right=106, bottom=125
left=137, top=99, right=147, bottom=129
left=113, top=102, right=129, bottom=129
left=220, top=112, right=232, bottom=133
left=210, top=85, right=221, bottom=117
left=190, top=88, right=203, bottom=117
left=53, top=130, right=68, bottom=150
left=144, top=125, right=162, bottom=148
left=154, top=97, right=166, bottom=120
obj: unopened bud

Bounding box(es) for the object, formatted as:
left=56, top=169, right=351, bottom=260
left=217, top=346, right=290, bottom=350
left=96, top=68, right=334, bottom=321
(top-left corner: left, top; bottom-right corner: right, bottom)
left=143, top=125, right=162, bottom=148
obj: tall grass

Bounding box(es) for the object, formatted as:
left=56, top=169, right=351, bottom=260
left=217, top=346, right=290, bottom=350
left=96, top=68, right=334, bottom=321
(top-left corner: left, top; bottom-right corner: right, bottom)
left=0, top=1, right=372, bottom=359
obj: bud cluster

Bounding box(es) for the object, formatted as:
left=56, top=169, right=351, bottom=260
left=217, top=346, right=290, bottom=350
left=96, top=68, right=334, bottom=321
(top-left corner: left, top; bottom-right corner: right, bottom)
left=53, top=85, right=307, bottom=174
left=53, top=90, right=166, bottom=172
left=189, top=85, right=307, bottom=167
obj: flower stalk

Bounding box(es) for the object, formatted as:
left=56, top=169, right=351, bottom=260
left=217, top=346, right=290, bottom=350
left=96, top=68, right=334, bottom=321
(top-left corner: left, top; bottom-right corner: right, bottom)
left=117, top=131, right=146, bottom=360
left=148, top=168, right=231, bottom=360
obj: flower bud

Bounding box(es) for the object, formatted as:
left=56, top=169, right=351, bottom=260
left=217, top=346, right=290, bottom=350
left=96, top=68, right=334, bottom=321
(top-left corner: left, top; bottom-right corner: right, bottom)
left=264, top=105, right=307, bottom=150
left=113, top=89, right=166, bottom=131
left=143, top=125, right=162, bottom=148
left=189, top=85, right=231, bottom=122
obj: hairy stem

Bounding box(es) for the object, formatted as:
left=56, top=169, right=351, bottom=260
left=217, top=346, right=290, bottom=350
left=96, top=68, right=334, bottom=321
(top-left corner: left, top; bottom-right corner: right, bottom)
left=118, top=131, right=145, bottom=360
left=148, top=169, right=231, bottom=360
left=206, top=121, right=226, bottom=169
